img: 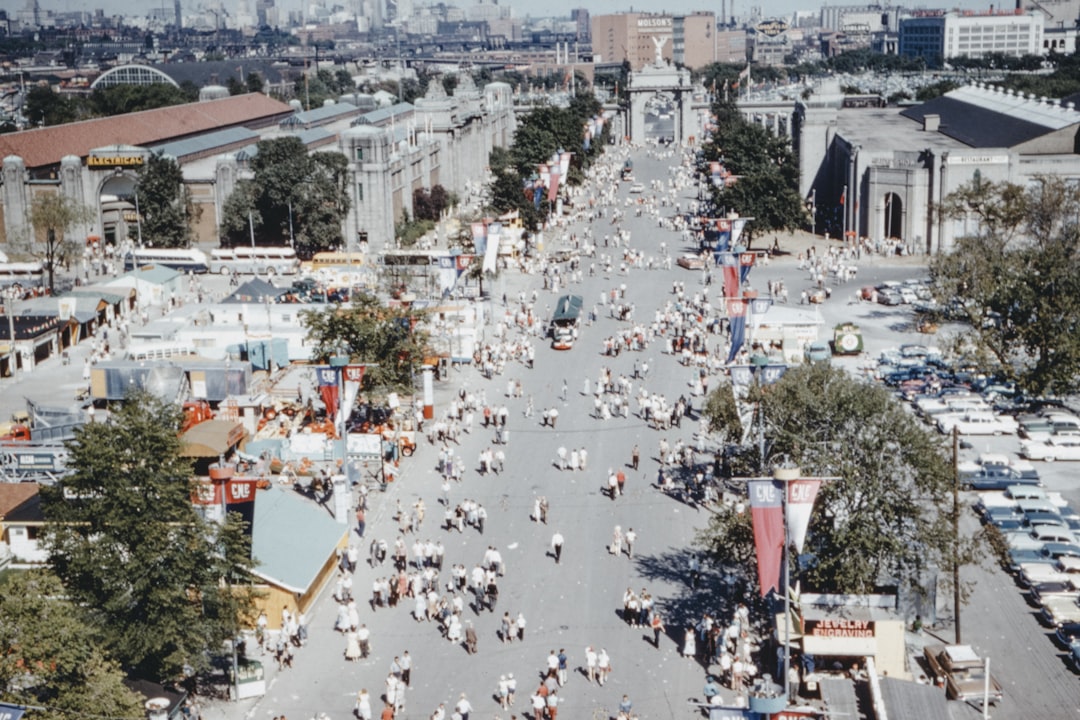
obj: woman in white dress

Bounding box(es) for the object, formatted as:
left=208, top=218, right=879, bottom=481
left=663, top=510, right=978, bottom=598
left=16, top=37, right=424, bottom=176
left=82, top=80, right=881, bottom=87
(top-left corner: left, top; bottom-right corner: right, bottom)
left=683, top=626, right=697, bottom=658
left=611, top=526, right=623, bottom=556
left=355, top=689, right=372, bottom=720
left=447, top=615, right=463, bottom=644
left=345, top=629, right=362, bottom=661
left=335, top=603, right=350, bottom=632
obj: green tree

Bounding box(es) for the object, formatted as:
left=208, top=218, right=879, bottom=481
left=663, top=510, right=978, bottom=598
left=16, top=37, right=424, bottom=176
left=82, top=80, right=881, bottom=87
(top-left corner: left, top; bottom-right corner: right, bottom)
left=246, top=72, right=265, bottom=94
left=25, top=193, right=94, bottom=294
left=0, top=572, right=144, bottom=720
left=41, top=392, right=259, bottom=680
left=699, top=97, right=805, bottom=246
left=932, top=175, right=1080, bottom=396
left=135, top=152, right=200, bottom=248
left=701, top=364, right=970, bottom=596
left=302, top=292, right=430, bottom=392
left=223, top=137, right=349, bottom=254
left=702, top=380, right=743, bottom=444
left=89, top=83, right=192, bottom=116
left=24, top=85, right=78, bottom=127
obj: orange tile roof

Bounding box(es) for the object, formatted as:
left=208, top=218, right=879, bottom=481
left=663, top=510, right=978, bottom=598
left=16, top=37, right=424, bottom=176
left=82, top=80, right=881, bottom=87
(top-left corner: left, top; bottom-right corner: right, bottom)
left=0, top=92, right=295, bottom=170
left=0, top=482, right=40, bottom=520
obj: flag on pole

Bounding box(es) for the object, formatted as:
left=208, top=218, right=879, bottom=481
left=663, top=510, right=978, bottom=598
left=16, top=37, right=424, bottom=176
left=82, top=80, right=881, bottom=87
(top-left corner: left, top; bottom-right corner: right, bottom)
left=726, top=298, right=747, bottom=363
left=739, top=251, right=756, bottom=284
left=749, top=479, right=785, bottom=596
left=720, top=252, right=740, bottom=300
left=318, top=367, right=339, bottom=418
left=786, top=478, right=822, bottom=554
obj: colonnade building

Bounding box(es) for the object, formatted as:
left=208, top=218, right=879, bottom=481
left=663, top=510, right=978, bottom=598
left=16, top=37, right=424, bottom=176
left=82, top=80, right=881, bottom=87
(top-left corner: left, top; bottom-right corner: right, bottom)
left=0, top=77, right=515, bottom=255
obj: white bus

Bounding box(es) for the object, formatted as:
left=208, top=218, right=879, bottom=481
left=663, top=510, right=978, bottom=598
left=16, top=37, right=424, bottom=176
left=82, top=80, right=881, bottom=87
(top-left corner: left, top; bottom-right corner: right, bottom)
left=0, top=262, right=45, bottom=288
left=123, top=248, right=209, bottom=274
left=208, top=246, right=300, bottom=276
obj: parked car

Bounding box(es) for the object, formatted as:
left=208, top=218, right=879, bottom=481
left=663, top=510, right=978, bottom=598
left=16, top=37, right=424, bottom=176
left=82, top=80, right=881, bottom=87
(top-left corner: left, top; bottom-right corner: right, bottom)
left=923, top=644, right=1003, bottom=704
left=1019, top=412, right=1080, bottom=440
left=629, top=183, right=645, bottom=194
left=676, top=255, right=705, bottom=270
left=1017, top=562, right=1071, bottom=588
left=877, top=289, right=904, bottom=306
left=1029, top=579, right=1080, bottom=606
left=1007, top=527, right=1078, bottom=551
left=1055, top=621, right=1080, bottom=649
left=937, top=411, right=1018, bottom=436
left=804, top=341, right=831, bottom=364
left=1021, top=435, right=1080, bottom=461
left=1041, top=595, right=1080, bottom=627
left=1068, top=640, right=1080, bottom=673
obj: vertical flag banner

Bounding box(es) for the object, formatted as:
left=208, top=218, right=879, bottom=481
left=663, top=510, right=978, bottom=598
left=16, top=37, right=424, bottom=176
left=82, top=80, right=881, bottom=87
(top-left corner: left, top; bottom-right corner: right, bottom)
left=739, top=251, right=756, bottom=284
left=471, top=222, right=487, bottom=256
left=786, top=478, right=821, bottom=554
left=730, top=218, right=748, bottom=248
left=720, top=252, right=740, bottom=300
left=225, top=478, right=259, bottom=550
left=559, top=151, right=572, bottom=178
left=749, top=479, right=785, bottom=597
left=483, top=223, right=502, bottom=274
left=726, top=298, right=747, bottom=363
left=318, top=367, right=339, bottom=418
left=714, top=219, right=732, bottom=256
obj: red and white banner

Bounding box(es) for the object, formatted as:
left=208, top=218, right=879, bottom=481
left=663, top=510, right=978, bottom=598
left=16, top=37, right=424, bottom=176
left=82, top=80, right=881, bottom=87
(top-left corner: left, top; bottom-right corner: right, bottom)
left=749, top=479, right=785, bottom=597
left=344, top=365, right=366, bottom=385
left=786, top=478, right=821, bottom=554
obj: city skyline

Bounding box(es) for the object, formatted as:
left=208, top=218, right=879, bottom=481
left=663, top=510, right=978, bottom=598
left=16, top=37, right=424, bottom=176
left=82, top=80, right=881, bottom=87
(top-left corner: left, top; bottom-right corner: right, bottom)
left=31, top=0, right=1011, bottom=25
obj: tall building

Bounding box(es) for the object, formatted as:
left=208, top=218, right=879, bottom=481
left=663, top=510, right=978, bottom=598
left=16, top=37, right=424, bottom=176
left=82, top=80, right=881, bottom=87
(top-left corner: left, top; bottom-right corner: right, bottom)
left=899, top=10, right=1043, bottom=67
left=592, top=12, right=718, bottom=70
left=570, top=8, right=590, bottom=41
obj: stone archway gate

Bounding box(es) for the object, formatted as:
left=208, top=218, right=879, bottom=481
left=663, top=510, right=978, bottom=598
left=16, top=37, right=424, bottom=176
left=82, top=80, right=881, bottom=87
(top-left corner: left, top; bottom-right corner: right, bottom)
left=626, top=60, right=694, bottom=145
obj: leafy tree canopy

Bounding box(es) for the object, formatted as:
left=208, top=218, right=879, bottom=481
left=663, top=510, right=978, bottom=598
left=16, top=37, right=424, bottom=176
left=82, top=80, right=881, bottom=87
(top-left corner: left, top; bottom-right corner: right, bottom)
left=932, top=175, right=1080, bottom=397
left=0, top=572, right=144, bottom=720
left=698, top=97, right=806, bottom=245
left=700, top=364, right=966, bottom=596
left=302, top=292, right=430, bottom=392
left=221, top=137, right=350, bottom=256
left=24, top=193, right=94, bottom=294
left=41, top=392, right=258, bottom=680
left=135, top=152, right=200, bottom=248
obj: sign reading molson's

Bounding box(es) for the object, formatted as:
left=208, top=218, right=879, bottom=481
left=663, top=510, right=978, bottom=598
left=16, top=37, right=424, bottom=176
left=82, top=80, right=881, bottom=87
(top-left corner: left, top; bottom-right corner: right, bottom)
left=755, top=19, right=789, bottom=37
left=87, top=145, right=148, bottom=170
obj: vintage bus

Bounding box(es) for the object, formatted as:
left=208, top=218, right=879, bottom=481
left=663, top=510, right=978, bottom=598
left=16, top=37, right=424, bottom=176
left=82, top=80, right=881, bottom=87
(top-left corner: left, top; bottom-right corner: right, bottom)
left=123, top=248, right=210, bottom=273
left=208, top=246, right=300, bottom=276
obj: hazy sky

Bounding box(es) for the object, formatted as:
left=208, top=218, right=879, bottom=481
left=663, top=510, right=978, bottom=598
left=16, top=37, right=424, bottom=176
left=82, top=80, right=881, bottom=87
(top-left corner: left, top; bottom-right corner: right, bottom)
left=42, top=0, right=1005, bottom=25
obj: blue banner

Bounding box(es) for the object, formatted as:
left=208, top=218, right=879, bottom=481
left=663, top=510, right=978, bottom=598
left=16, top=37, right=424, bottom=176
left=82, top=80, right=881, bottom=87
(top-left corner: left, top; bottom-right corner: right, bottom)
left=0, top=704, right=26, bottom=720
left=726, top=313, right=746, bottom=363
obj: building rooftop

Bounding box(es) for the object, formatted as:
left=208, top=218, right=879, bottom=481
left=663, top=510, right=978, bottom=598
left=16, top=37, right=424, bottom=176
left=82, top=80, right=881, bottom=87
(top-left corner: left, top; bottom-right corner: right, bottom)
left=251, top=484, right=348, bottom=594
left=836, top=107, right=965, bottom=154
left=149, top=126, right=260, bottom=163
left=900, top=82, right=1080, bottom=148
left=0, top=93, right=294, bottom=170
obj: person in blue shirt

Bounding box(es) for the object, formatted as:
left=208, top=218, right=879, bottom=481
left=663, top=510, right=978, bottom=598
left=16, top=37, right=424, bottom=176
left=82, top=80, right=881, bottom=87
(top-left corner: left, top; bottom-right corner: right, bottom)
left=702, top=675, right=721, bottom=703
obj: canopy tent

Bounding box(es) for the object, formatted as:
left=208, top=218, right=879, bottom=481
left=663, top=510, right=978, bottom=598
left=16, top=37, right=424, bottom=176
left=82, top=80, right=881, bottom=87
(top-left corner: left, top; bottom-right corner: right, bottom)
left=181, top=420, right=246, bottom=458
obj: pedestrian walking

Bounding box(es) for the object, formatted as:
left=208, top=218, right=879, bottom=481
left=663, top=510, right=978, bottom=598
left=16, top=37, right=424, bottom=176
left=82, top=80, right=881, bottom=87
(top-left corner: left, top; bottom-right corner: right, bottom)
left=651, top=611, right=666, bottom=647
left=551, top=532, right=564, bottom=564
left=610, top=525, right=623, bottom=556
left=516, top=611, right=527, bottom=641
left=631, top=445, right=640, bottom=471
left=464, top=621, right=478, bottom=654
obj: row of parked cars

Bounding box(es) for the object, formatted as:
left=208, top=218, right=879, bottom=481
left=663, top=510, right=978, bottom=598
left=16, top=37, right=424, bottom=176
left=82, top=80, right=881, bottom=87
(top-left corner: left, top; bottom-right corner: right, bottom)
left=974, top=479, right=1080, bottom=672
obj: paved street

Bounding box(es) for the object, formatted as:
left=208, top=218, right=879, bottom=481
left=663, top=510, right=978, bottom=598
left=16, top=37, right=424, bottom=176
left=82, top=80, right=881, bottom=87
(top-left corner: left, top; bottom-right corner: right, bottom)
left=6, top=138, right=1080, bottom=720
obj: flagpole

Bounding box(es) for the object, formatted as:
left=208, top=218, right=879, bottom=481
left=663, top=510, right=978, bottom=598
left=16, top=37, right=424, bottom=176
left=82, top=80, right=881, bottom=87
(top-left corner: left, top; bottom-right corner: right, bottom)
left=737, top=467, right=840, bottom=705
